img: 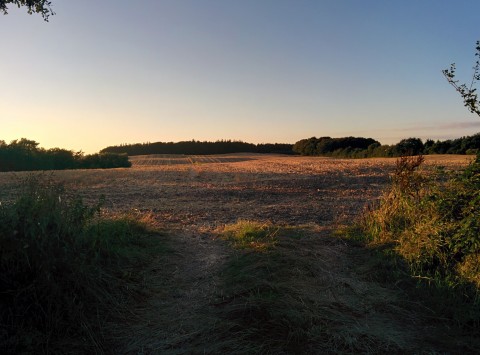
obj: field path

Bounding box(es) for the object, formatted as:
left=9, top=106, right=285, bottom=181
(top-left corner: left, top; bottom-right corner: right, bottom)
left=115, top=229, right=231, bottom=353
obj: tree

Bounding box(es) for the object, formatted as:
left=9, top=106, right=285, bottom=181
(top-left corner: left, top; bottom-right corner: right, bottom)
left=0, top=0, right=54, bottom=21
left=394, top=137, right=424, bottom=156
left=443, top=41, right=480, bottom=117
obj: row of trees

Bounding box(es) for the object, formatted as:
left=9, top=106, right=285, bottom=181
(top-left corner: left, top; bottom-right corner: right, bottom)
left=0, top=139, right=131, bottom=172
left=100, top=140, right=294, bottom=156
left=102, top=135, right=480, bottom=158
left=293, top=134, right=480, bottom=158
left=3, top=134, right=476, bottom=172
left=293, top=137, right=379, bottom=156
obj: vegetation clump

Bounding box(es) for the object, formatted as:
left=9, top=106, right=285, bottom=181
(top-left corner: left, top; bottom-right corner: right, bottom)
left=0, top=175, right=162, bottom=353
left=0, top=138, right=131, bottom=172
left=355, top=154, right=480, bottom=325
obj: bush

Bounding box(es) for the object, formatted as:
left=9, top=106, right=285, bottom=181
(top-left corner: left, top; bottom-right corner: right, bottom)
left=0, top=175, right=159, bottom=353
left=357, top=155, right=480, bottom=325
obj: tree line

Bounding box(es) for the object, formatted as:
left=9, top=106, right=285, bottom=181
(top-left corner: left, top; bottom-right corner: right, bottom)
left=100, top=140, right=294, bottom=156
left=0, top=138, right=131, bottom=172
left=292, top=134, right=480, bottom=157
left=2, top=134, right=477, bottom=172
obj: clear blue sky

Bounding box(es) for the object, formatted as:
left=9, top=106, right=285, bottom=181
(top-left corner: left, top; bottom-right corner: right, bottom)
left=1, top=0, right=480, bottom=153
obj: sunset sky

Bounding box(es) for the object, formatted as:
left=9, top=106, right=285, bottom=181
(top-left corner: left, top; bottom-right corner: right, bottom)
left=1, top=0, right=480, bottom=153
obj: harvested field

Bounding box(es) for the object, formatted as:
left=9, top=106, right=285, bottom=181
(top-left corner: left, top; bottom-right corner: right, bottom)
left=0, top=154, right=476, bottom=353
left=0, top=154, right=471, bottom=230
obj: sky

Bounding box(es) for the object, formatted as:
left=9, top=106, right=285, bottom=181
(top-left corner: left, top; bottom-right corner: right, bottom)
left=1, top=0, right=480, bottom=153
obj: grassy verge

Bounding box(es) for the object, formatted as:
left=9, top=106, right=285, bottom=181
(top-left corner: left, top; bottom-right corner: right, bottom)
left=0, top=175, right=166, bottom=354
left=348, top=155, right=480, bottom=328
left=215, top=221, right=322, bottom=353
left=212, top=221, right=407, bottom=353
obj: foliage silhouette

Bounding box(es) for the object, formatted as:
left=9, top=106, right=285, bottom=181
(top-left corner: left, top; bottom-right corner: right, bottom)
left=293, top=134, right=480, bottom=158
left=101, top=140, right=294, bottom=156
left=0, top=138, right=131, bottom=171
left=443, top=41, right=480, bottom=117
left=0, top=0, right=54, bottom=21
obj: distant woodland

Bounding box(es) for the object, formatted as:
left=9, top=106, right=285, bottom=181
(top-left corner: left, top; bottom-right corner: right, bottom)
left=101, top=134, right=480, bottom=158
left=293, top=134, right=480, bottom=157
left=0, top=139, right=131, bottom=172
left=100, top=140, right=294, bottom=156
left=1, top=134, right=478, bottom=172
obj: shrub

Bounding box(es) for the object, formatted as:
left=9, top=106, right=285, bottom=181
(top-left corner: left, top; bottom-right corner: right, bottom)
left=357, top=155, right=480, bottom=324
left=0, top=175, right=159, bottom=353
left=362, top=155, right=480, bottom=275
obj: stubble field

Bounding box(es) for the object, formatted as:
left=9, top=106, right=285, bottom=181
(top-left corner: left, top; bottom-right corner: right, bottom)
left=0, top=154, right=476, bottom=353
left=0, top=153, right=470, bottom=231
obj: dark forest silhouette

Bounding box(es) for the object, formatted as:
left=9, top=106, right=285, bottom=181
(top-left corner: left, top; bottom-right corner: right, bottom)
left=101, top=135, right=480, bottom=159
left=101, top=140, right=294, bottom=156
left=292, top=134, right=480, bottom=157
left=0, top=134, right=478, bottom=172
left=0, top=138, right=130, bottom=172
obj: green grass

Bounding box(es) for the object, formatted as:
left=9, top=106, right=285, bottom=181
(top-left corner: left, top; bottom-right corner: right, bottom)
left=221, top=220, right=280, bottom=251
left=215, top=227, right=324, bottom=353
left=212, top=223, right=408, bottom=353
left=0, top=175, right=166, bottom=354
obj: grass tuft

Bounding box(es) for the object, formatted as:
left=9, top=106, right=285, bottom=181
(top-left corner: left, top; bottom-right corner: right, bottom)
left=221, top=220, right=279, bottom=251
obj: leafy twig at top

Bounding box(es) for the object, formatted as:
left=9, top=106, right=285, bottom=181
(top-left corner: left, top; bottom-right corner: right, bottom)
left=443, top=41, right=480, bottom=117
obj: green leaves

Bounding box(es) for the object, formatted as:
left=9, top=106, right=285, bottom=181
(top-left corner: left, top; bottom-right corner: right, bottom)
left=0, top=0, right=54, bottom=21
left=443, top=41, right=480, bottom=117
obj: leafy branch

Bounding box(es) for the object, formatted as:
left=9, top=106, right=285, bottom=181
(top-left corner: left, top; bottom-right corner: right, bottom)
left=0, top=0, right=54, bottom=21
left=442, top=41, right=480, bottom=117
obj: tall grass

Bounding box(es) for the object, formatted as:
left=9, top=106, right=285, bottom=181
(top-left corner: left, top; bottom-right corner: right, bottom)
left=356, top=154, right=480, bottom=326
left=0, top=175, right=163, bottom=354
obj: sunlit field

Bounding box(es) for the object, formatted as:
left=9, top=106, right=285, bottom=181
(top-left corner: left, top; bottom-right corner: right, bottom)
left=1, top=154, right=477, bottom=353
left=0, top=154, right=471, bottom=229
